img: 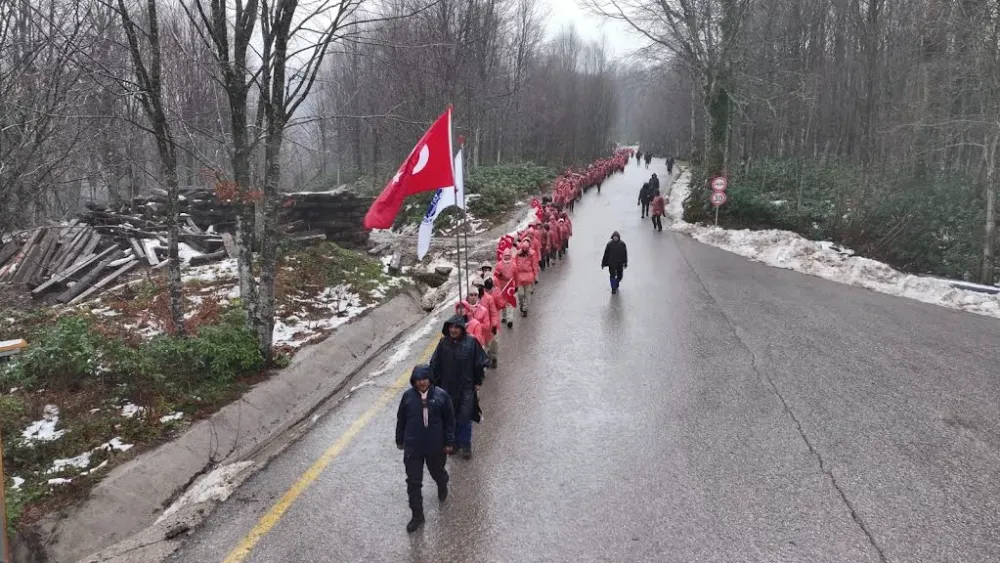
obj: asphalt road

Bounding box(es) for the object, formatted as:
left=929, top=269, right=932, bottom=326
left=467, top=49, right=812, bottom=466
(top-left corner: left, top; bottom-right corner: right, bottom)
left=169, top=158, right=1000, bottom=563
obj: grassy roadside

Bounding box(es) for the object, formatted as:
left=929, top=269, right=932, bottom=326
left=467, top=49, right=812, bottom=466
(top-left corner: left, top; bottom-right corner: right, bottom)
left=0, top=242, right=403, bottom=534
left=682, top=159, right=983, bottom=280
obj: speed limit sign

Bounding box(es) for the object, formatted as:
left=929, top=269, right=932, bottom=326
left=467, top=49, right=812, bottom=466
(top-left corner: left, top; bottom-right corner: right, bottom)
left=710, top=191, right=727, bottom=207
left=711, top=176, right=728, bottom=192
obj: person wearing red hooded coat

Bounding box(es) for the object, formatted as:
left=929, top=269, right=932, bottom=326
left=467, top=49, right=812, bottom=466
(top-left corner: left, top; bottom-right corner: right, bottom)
left=556, top=217, right=570, bottom=258
left=471, top=271, right=500, bottom=368
left=529, top=223, right=545, bottom=272
left=493, top=249, right=517, bottom=329
left=456, top=294, right=489, bottom=348
left=514, top=240, right=536, bottom=317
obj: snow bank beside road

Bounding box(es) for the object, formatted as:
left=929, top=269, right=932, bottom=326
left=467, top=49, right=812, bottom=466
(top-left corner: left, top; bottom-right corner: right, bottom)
left=667, top=170, right=1000, bottom=320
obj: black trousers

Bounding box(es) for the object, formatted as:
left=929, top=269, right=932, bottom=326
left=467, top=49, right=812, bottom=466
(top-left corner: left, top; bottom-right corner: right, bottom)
left=609, top=265, right=624, bottom=283
left=652, top=214, right=662, bottom=231
left=405, top=451, right=448, bottom=515
left=640, top=201, right=650, bottom=217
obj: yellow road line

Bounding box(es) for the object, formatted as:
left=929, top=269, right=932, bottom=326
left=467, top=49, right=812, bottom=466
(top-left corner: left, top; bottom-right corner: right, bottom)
left=223, top=335, right=441, bottom=563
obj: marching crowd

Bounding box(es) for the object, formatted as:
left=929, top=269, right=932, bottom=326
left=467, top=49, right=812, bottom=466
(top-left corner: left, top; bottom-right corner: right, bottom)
left=395, top=148, right=634, bottom=533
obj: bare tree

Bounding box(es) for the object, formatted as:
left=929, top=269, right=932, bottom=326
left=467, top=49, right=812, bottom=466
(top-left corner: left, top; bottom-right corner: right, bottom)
left=113, top=0, right=186, bottom=333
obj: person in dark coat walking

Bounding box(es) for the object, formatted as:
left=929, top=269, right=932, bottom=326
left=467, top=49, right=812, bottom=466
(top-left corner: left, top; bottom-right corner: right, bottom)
left=429, top=315, right=489, bottom=459
left=396, top=364, right=455, bottom=533
left=601, top=231, right=628, bottom=294
left=649, top=173, right=660, bottom=195
left=636, top=150, right=643, bottom=165
left=644, top=153, right=653, bottom=168
left=637, top=182, right=653, bottom=218
left=667, top=156, right=675, bottom=174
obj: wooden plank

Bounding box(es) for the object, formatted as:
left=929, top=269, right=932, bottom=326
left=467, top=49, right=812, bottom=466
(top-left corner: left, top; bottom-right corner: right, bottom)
left=78, top=231, right=101, bottom=261
left=51, top=227, right=91, bottom=274
left=189, top=250, right=226, bottom=267
left=142, top=239, right=160, bottom=266
left=185, top=216, right=202, bottom=233
left=221, top=232, right=237, bottom=258
left=107, top=254, right=134, bottom=268
left=2, top=230, right=44, bottom=281
left=32, top=244, right=119, bottom=296
left=33, top=230, right=65, bottom=284
left=0, top=242, right=19, bottom=269
left=127, top=238, right=145, bottom=258
left=69, top=260, right=139, bottom=305
left=12, top=230, right=53, bottom=284
left=57, top=220, right=80, bottom=243
left=56, top=251, right=121, bottom=303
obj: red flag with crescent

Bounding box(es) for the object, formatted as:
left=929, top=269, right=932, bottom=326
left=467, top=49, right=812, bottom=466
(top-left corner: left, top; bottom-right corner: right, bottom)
left=502, top=278, right=517, bottom=307
left=496, top=236, right=514, bottom=261
left=363, top=107, right=455, bottom=229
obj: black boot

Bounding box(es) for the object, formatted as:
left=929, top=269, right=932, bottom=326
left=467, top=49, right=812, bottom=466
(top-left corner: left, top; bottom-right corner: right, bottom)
left=491, top=357, right=498, bottom=369
left=506, top=320, right=513, bottom=329
left=438, top=484, right=448, bottom=502
left=406, top=512, right=425, bottom=533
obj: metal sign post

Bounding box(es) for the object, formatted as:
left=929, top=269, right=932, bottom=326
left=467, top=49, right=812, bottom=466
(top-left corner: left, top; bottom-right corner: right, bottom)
left=710, top=176, right=728, bottom=226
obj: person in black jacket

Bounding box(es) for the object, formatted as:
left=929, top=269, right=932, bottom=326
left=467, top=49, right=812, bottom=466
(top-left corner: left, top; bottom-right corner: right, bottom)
left=637, top=182, right=653, bottom=218
left=649, top=173, right=660, bottom=195
left=396, top=364, right=455, bottom=533
left=429, top=315, right=489, bottom=459
left=601, top=231, right=628, bottom=294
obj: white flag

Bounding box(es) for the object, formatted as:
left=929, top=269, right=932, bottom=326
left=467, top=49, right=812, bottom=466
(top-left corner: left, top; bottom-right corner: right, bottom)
left=417, top=149, right=466, bottom=259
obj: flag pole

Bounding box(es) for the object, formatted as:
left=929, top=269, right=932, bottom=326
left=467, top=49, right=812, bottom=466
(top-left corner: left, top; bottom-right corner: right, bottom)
left=453, top=126, right=463, bottom=304
left=461, top=147, right=471, bottom=295
left=453, top=183, right=463, bottom=303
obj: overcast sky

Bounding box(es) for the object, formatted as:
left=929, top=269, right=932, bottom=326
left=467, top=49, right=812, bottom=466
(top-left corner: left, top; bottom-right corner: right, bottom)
left=541, top=0, right=641, bottom=58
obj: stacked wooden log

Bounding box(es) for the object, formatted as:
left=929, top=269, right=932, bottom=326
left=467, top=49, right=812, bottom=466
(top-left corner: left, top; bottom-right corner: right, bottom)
left=0, top=187, right=372, bottom=305
left=279, top=189, right=369, bottom=248
left=0, top=221, right=142, bottom=305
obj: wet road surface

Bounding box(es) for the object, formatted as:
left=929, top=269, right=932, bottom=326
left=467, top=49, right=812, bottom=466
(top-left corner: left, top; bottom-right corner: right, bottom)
left=170, top=159, right=1000, bottom=563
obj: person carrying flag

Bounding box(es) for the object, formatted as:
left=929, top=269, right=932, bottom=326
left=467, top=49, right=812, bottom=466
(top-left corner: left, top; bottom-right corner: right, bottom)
left=494, top=248, right=518, bottom=329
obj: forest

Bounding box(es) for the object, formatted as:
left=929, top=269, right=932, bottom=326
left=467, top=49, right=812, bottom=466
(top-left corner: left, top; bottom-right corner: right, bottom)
left=606, top=0, right=1000, bottom=284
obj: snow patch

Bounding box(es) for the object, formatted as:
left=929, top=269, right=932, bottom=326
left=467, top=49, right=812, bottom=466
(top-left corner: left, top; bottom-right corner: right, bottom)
left=48, top=478, right=72, bottom=486
left=11, top=477, right=24, bottom=490
left=272, top=285, right=372, bottom=348
left=49, top=452, right=92, bottom=473
left=100, top=437, right=134, bottom=452
left=81, top=460, right=109, bottom=476
left=21, top=405, right=67, bottom=445
left=348, top=380, right=378, bottom=393
left=183, top=258, right=238, bottom=283
left=178, top=243, right=203, bottom=263
left=120, top=403, right=146, bottom=419
left=159, top=412, right=184, bottom=423
left=155, top=461, right=253, bottom=524
left=368, top=312, right=442, bottom=378
left=668, top=171, right=1000, bottom=320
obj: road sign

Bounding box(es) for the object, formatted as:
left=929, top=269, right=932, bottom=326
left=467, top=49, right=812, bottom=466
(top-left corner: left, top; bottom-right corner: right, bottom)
left=710, top=191, right=727, bottom=207
left=711, top=176, right=728, bottom=192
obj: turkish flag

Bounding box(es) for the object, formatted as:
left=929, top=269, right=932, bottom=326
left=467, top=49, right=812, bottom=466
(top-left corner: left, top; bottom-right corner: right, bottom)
left=531, top=198, right=540, bottom=209
left=363, top=108, right=455, bottom=229
left=502, top=278, right=517, bottom=307
left=496, top=237, right=513, bottom=261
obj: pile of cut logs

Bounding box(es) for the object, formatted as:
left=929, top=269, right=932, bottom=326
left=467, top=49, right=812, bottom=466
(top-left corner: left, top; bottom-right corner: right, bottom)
left=0, top=187, right=372, bottom=305
left=0, top=219, right=146, bottom=305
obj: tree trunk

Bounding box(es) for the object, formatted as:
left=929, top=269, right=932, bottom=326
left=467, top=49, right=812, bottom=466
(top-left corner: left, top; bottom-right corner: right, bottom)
left=980, top=130, right=999, bottom=284
left=704, top=79, right=731, bottom=175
